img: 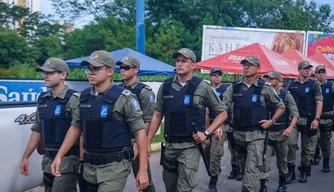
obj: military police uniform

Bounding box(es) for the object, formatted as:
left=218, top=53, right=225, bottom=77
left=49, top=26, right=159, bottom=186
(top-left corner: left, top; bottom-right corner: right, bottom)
left=117, top=55, right=156, bottom=191
left=222, top=57, right=285, bottom=192
left=286, top=61, right=323, bottom=183
left=32, top=59, right=80, bottom=192
left=79, top=51, right=146, bottom=191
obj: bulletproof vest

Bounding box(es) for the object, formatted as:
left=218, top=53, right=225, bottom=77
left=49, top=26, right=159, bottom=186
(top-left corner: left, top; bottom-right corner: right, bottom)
left=163, top=76, right=206, bottom=137
left=119, top=82, right=146, bottom=104
left=267, top=89, right=289, bottom=124
left=232, top=79, right=268, bottom=128
left=288, top=79, right=316, bottom=117
left=321, top=81, right=334, bottom=112
left=38, top=89, right=77, bottom=149
left=79, top=86, right=132, bottom=153
left=209, top=83, right=229, bottom=120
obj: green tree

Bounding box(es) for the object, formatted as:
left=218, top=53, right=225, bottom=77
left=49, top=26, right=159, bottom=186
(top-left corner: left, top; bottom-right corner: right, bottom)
left=34, top=36, right=66, bottom=64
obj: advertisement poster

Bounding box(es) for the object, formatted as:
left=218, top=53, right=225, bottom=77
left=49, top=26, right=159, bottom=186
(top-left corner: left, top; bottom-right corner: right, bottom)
left=201, top=25, right=306, bottom=61
left=307, top=31, right=334, bottom=60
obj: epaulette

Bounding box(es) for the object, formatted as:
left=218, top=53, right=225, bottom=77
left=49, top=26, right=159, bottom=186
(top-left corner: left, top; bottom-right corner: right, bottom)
left=144, top=85, right=152, bottom=91
left=72, top=92, right=80, bottom=98
left=203, top=79, right=211, bottom=84
left=121, top=89, right=132, bottom=97
left=264, top=82, right=272, bottom=86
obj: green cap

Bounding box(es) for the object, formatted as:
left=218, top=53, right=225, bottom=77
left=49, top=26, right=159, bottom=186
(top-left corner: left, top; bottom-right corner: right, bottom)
left=81, top=50, right=116, bottom=68
left=172, top=48, right=196, bottom=63
left=263, top=70, right=283, bottom=82
left=116, top=55, right=140, bottom=68
left=36, top=58, right=70, bottom=74
left=298, top=60, right=313, bottom=69
left=240, top=56, right=260, bottom=66
left=210, top=67, right=222, bottom=75
left=315, top=65, right=326, bottom=73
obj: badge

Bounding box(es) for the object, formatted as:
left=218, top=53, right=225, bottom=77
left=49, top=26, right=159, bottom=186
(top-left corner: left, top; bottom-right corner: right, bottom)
left=149, top=94, right=155, bottom=103
left=326, top=88, right=330, bottom=93
left=54, top=105, right=61, bottom=116
left=184, top=95, right=190, bottom=105
left=280, top=97, right=284, bottom=101
left=100, top=105, right=108, bottom=118
left=305, top=87, right=310, bottom=93
left=252, top=94, right=258, bottom=102
left=131, top=99, right=140, bottom=110
left=216, top=92, right=221, bottom=97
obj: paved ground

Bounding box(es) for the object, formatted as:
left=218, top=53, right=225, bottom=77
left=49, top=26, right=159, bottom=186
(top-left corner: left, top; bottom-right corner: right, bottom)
left=27, top=136, right=334, bottom=192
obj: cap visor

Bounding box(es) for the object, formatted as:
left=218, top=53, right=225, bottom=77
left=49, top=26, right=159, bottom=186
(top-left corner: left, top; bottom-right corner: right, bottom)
left=172, top=52, right=190, bottom=59
left=116, top=60, right=132, bottom=66
left=35, top=66, right=56, bottom=72
left=80, top=60, right=104, bottom=67
left=262, top=74, right=269, bottom=78
left=302, top=64, right=313, bottom=69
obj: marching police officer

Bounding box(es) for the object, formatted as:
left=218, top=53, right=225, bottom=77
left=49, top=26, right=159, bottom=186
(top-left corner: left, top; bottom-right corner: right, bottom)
left=286, top=61, right=323, bottom=183
left=205, top=67, right=231, bottom=192
left=314, top=65, right=333, bottom=172
left=259, top=71, right=299, bottom=192
left=147, top=48, right=227, bottom=192
left=222, top=56, right=285, bottom=192
left=117, top=55, right=156, bottom=191
left=20, top=58, right=80, bottom=192
left=51, top=50, right=149, bottom=191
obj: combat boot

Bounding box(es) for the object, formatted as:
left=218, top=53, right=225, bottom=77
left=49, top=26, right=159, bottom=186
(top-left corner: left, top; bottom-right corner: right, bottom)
left=259, top=179, right=268, bottom=192
left=236, top=168, right=244, bottom=181
left=313, top=147, right=321, bottom=165
left=277, top=175, right=287, bottom=192
left=286, top=164, right=295, bottom=184
left=322, top=157, right=330, bottom=173
left=208, top=175, right=218, bottom=192
left=306, top=165, right=311, bottom=176
left=227, top=164, right=239, bottom=179
left=298, top=165, right=308, bottom=183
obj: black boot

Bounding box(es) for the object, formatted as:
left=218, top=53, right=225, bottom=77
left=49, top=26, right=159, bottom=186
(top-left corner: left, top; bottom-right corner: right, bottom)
left=286, top=164, right=295, bottom=184
left=208, top=175, right=218, bottom=192
left=259, top=179, right=268, bottom=192
left=307, top=165, right=311, bottom=176
left=314, top=147, right=321, bottom=165
left=277, top=175, right=287, bottom=192
left=298, top=165, right=308, bottom=183
left=236, top=168, right=244, bottom=181
left=322, top=157, right=330, bottom=173
left=227, top=164, right=239, bottom=179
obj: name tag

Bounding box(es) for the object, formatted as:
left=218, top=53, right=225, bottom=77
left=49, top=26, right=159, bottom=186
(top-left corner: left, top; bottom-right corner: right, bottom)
left=163, top=95, right=174, bottom=99
left=38, top=104, right=47, bottom=108
left=80, top=104, right=91, bottom=108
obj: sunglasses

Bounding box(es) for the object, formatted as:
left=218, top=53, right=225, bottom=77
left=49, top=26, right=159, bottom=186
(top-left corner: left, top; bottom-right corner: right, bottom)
left=120, top=66, right=136, bottom=71
left=211, top=73, right=222, bottom=77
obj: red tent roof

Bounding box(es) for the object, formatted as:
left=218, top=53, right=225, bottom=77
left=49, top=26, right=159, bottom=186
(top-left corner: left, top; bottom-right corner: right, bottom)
left=195, top=43, right=299, bottom=78
left=281, top=49, right=334, bottom=78
left=309, top=53, right=334, bottom=71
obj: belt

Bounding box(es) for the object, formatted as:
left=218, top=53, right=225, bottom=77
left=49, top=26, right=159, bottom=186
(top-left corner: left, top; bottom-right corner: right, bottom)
left=165, top=136, right=194, bottom=143
left=45, top=149, right=77, bottom=159
left=270, top=124, right=288, bottom=131
left=84, top=150, right=132, bottom=166
left=233, top=125, right=260, bottom=132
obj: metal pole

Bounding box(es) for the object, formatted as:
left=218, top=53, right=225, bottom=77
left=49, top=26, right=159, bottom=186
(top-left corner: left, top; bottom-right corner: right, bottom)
left=136, top=0, right=145, bottom=54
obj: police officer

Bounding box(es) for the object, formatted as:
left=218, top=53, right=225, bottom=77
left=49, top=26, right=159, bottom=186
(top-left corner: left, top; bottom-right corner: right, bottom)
left=286, top=60, right=323, bottom=183
left=314, top=65, right=333, bottom=173
left=147, top=48, right=228, bottom=192
left=222, top=56, right=285, bottom=192
left=259, top=71, right=299, bottom=192
left=51, top=50, right=149, bottom=191
left=116, top=55, right=156, bottom=191
left=20, top=58, right=79, bottom=192
left=205, top=67, right=231, bottom=192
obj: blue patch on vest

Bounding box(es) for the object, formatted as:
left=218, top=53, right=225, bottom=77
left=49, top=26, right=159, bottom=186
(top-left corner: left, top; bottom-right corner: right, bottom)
left=100, top=105, right=108, bottom=118
left=184, top=95, right=190, bottom=105
left=252, top=94, right=258, bottom=102
left=326, top=88, right=330, bottom=93
left=149, top=94, right=155, bottom=103
left=54, top=105, right=61, bottom=116
left=216, top=92, right=221, bottom=97
left=131, top=99, right=140, bottom=110
left=305, top=87, right=310, bottom=93
left=280, top=97, right=283, bottom=101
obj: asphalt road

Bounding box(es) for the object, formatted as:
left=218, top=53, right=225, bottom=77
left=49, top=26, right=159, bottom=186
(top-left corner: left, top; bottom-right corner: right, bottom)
left=27, top=136, right=334, bottom=192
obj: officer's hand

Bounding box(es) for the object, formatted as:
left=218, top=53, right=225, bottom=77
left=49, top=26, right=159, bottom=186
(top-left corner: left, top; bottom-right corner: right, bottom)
left=259, top=120, right=273, bottom=129
left=50, top=156, right=62, bottom=177
left=283, top=128, right=292, bottom=137
left=136, top=170, right=149, bottom=190
left=204, top=139, right=210, bottom=148
left=20, top=158, right=30, bottom=176
left=133, top=142, right=138, bottom=160
left=193, top=132, right=207, bottom=144
left=310, top=119, right=319, bottom=129
left=215, top=128, right=223, bottom=141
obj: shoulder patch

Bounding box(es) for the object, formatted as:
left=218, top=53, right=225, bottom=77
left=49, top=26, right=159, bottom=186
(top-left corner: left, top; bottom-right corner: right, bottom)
left=149, top=93, right=155, bottom=103
left=72, top=92, right=80, bottom=98
left=121, top=90, right=132, bottom=97
left=264, top=82, right=272, bottom=86
left=144, top=85, right=152, bottom=91
left=203, top=80, right=211, bottom=84
left=131, top=98, right=141, bottom=111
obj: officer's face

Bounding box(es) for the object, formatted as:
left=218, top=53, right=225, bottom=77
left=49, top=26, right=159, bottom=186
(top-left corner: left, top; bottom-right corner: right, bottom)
left=43, top=71, right=66, bottom=88
left=120, top=64, right=138, bottom=80
left=87, top=64, right=114, bottom=85
left=298, top=67, right=311, bottom=78
left=242, top=62, right=260, bottom=77
left=316, top=69, right=326, bottom=81
left=175, top=55, right=195, bottom=75
left=210, top=72, right=222, bottom=84
left=267, top=77, right=279, bottom=87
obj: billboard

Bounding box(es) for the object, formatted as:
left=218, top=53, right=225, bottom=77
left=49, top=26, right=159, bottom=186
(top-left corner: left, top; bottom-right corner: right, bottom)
left=306, top=31, right=334, bottom=59
left=201, top=25, right=306, bottom=61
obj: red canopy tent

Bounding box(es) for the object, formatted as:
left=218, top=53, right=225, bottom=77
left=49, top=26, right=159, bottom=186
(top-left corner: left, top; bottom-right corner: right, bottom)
left=280, top=49, right=334, bottom=78
left=195, top=43, right=299, bottom=78
left=309, top=53, right=334, bottom=71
